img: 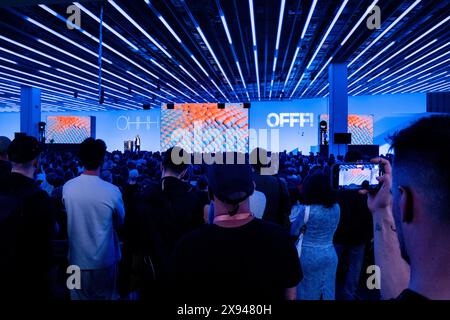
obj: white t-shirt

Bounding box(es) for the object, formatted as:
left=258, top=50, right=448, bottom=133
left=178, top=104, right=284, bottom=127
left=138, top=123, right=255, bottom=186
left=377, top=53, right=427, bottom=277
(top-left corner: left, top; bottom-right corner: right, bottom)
left=63, top=174, right=125, bottom=270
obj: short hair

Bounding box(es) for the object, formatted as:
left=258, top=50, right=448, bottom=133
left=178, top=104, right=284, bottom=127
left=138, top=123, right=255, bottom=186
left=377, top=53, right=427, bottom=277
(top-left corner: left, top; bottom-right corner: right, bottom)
left=79, top=138, right=107, bottom=171
left=390, top=115, right=450, bottom=224
left=162, top=146, right=189, bottom=174
left=301, top=172, right=337, bottom=208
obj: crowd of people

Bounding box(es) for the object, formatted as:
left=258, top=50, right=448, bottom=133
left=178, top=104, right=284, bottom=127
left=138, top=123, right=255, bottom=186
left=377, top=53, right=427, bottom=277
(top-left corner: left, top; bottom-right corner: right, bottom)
left=0, top=114, right=449, bottom=301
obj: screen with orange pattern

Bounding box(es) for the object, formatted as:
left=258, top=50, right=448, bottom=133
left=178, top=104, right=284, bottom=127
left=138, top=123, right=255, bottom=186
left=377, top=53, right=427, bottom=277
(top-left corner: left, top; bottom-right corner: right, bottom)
left=320, top=114, right=374, bottom=145
left=161, top=103, right=248, bottom=153
left=46, top=116, right=92, bottom=144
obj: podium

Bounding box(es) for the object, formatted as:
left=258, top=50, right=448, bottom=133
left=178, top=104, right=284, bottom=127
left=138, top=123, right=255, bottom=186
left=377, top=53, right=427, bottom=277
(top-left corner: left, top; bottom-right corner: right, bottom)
left=124, top=140, right=134, bottom=152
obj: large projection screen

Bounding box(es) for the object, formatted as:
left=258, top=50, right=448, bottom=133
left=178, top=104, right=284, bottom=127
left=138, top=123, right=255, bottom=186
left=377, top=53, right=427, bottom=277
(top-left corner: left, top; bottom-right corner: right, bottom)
left=320, top=114, right=374, bottom=145
left=161, top=103, right=248, bottom=153
left=46, top=116, right=94, bottom=144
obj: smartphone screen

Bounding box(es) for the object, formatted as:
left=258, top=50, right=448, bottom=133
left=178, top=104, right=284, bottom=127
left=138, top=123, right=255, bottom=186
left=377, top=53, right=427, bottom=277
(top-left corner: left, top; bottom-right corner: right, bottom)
left=337, top=163, right=380, bottom=190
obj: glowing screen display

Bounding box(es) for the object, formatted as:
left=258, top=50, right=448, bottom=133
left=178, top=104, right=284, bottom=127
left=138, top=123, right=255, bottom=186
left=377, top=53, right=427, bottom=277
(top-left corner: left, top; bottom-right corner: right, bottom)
left=320, top=114, right=374, bottom=145
left=339, top=163, right=380, bottom=190
left=46, top=116, right=92, bottom=144
left=161, top=103, right=248, bottom=153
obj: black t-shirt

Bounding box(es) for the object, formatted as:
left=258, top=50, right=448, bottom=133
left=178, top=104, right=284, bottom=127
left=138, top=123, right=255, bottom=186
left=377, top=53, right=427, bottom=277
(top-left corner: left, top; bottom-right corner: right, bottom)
left=119, top=176, right=204, bottom=298
left=0, top=172, right=55, bottom=300
left=334, top=190, right=373, bottom=245
left=172, top=218, right=302, bottom=302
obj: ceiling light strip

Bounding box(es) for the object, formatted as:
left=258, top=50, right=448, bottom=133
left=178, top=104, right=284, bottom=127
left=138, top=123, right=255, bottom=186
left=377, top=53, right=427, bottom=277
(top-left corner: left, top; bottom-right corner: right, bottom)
left=348, top=0, right=421, bottom=67
left=341, top=0, right=379, bottom=46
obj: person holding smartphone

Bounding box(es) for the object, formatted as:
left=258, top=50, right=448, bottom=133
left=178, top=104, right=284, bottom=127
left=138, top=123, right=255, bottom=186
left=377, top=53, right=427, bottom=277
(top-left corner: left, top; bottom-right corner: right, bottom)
left=360, top=115, right=450, bottom=300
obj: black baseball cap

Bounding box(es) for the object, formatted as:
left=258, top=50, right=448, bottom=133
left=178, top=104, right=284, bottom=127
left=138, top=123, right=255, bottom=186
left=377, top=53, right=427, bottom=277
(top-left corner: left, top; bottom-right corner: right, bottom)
left=8, top=135, right=42, bottom=164
left=207, top=152, right=254, bottom=205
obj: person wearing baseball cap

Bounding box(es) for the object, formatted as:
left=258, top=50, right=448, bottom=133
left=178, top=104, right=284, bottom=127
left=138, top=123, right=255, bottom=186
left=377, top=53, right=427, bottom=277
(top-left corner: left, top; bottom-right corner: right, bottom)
left=7, top=135, right=42, bottom=170
left=172, top=152, right=302, bottom=302
left=0, top=136, right=12, bottom=180
left=0, top=135, right=55, bottom=300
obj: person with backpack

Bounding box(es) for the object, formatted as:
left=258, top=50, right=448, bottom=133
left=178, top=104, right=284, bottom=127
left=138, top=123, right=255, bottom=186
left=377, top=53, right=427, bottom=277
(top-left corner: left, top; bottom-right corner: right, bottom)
left=0, top=135, right=56, bottom=300
left=119, top=147, right=204, bottom=300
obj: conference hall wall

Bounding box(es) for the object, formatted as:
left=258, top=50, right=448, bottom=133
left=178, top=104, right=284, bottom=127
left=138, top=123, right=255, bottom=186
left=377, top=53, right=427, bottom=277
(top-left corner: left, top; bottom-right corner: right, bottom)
left=0, top=109, right=160, bottom=152
left=0, top=93, right=427, bottom=154
left=250, top=93, right=426, bottom=154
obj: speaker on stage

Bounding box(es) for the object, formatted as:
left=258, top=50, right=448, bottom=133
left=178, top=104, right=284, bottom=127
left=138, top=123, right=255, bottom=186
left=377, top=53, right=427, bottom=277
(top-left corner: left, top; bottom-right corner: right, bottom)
left=167, top=103, right=174, bottom=109
left=218, top=103, right=225, bottom=109
left=243, top=102, right=251, bottom=109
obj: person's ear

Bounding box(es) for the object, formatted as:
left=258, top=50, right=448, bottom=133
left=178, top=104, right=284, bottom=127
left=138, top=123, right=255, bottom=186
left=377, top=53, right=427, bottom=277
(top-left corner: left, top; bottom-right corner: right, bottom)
left=399, top=186, right=414, bottom=223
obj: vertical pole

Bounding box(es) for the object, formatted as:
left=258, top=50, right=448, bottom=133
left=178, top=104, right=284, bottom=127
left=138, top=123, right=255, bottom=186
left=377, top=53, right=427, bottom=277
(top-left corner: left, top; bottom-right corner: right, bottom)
left=20, top=85, right=41, bottom=138
left=328, top=63, right=348, bottom=157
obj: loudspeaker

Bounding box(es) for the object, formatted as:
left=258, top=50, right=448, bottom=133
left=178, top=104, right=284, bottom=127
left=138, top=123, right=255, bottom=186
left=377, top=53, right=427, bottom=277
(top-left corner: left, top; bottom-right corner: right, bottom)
left=38, top=121, right=46, bottom=132
left=143, top=104, right=150, bottom=110
left=167, top=103, right=174, bottom=109
left=243, top=102, right=251, bottom=109
left=15, top=132, right=27, bottom=139
left=334, top=133, right=352, bottom=144
left=218, top=103, right=225, bottom=109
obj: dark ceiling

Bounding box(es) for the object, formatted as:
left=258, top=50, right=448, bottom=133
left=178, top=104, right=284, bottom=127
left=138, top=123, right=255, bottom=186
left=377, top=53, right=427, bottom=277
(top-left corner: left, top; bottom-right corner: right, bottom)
left=0, top=0, right=449, bottom=111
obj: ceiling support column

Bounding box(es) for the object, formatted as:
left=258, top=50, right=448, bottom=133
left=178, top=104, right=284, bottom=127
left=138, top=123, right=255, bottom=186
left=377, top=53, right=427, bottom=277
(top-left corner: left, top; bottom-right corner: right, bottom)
left=328, top=63, right=348, bottom=157
left=20, top=85, right=41, bottom=139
